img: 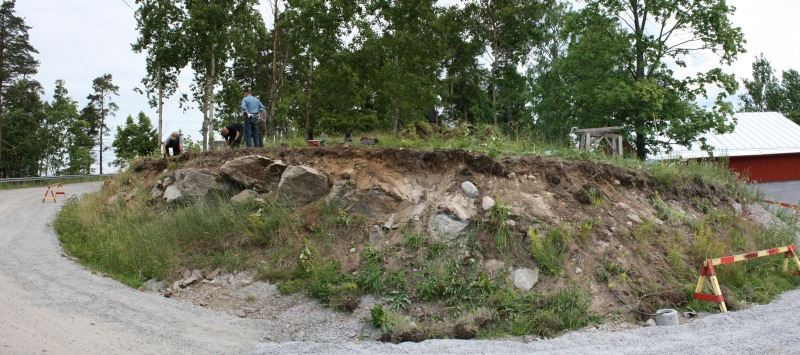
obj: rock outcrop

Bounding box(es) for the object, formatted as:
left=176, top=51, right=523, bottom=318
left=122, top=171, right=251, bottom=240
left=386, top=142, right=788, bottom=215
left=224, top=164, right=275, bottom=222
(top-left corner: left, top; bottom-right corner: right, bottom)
left=275, top=165, right=329, bottom=207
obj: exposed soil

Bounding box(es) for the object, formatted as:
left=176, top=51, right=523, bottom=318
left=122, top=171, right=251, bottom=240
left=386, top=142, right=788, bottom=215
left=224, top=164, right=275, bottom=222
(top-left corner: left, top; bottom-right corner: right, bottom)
left=126, top=145, right=754, bottom=338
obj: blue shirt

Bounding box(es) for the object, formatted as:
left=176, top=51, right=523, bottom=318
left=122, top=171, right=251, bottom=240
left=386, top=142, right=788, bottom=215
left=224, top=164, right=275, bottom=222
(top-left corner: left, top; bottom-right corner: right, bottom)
left=241, top=94, right=265, bottom=115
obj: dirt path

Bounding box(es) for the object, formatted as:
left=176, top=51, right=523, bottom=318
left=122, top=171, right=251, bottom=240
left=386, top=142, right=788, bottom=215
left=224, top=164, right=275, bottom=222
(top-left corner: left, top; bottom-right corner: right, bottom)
left=2, top=182, right=799, bottom=354
left=0, top=183, right=266, bottom=354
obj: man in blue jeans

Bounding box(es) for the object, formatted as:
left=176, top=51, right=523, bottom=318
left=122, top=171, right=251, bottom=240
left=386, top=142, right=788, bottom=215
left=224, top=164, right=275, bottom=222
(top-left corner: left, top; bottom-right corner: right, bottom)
left=241, top=88, right=265, bottom=147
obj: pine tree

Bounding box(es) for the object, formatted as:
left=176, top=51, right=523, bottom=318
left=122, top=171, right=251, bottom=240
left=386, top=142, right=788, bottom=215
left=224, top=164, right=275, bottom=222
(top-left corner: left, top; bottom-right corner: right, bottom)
left=0, top=0, right=39, bottom=171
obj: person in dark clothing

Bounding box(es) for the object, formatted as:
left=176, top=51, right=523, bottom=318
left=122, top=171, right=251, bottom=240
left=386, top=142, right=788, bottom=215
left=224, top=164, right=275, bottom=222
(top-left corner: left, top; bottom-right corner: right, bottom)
left=220, top=122, right=243, bottom=150
left=162, top=131, right=184, bottom=157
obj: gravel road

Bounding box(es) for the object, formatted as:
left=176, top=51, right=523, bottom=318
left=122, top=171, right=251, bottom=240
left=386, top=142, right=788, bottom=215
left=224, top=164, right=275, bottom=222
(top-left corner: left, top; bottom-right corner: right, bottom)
left=2, top=182, right=799, bottom=354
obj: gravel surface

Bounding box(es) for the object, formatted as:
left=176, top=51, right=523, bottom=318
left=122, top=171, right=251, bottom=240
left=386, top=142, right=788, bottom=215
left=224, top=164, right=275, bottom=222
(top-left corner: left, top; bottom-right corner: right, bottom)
left=2, top=182, right=800, bottom=354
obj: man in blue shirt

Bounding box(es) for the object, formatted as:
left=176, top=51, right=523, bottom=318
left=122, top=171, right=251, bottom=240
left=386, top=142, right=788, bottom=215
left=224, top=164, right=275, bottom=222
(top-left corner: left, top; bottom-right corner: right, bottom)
left=241, top=88, right=265, bottom=147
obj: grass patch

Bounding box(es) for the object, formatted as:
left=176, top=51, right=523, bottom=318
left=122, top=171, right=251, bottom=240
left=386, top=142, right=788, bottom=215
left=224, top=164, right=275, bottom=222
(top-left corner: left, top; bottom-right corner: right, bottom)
left=528, top=227, right=568, bottom=276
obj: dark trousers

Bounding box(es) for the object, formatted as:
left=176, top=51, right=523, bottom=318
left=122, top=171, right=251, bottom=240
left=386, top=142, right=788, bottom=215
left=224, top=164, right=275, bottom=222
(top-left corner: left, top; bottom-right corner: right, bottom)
left=164, top=141, right=181, bottom=156
left=244, top=114, right=261, bottom=147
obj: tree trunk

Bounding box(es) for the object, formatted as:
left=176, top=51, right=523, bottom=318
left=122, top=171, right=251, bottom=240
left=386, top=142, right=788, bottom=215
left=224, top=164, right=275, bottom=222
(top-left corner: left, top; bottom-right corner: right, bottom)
left=305, top=55, right=314, bottom=141
left=491, top=24, right=498, bottom=126
left=209, top=48, right=216, bottom=150
left=393, top=53, right=400, bottom=135
left=157, top=67, right=164, bottom=152
left=268, top=0, right=280, bottom=143
left=99, top=96, right=105, bottom=174
left=202, top=45, right=215, bottom=151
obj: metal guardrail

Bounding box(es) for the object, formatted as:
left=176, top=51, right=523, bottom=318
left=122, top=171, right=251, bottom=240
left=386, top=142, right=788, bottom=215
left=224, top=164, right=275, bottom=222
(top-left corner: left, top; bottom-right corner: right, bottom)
left=0, top=174, right=115, bottom=186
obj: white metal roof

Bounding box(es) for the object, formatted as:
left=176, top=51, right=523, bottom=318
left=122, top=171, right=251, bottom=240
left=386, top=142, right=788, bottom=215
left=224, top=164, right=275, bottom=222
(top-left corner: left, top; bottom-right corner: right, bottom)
left=656, top=112, right=800, bottom=159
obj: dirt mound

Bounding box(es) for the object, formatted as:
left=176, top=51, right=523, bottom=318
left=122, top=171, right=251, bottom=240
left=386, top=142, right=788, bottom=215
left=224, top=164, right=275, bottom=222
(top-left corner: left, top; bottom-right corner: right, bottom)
left=128, top=146, right=756, bottom=338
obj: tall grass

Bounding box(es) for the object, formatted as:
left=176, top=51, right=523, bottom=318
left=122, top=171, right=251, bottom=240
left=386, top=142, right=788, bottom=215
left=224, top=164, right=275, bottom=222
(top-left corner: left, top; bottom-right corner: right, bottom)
left=55, top=184, right=301, bottom=287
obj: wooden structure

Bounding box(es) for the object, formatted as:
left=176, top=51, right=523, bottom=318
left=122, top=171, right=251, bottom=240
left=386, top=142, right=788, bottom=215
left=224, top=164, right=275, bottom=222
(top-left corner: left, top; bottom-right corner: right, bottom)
left=572, top=126, right=624, bottom=157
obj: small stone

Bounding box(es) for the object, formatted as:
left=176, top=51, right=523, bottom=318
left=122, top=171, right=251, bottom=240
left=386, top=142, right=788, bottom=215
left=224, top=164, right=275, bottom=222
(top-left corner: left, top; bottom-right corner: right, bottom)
left=384, top=214, right=396, bottom=230
left=460, top=181, right=479, bottom=199
left=505, top=220, right=516, bottom=228
left=181, top=276, right=198, bottom=287
left=207, top=268, right=222, bottom=280
left=349, top=247, right=356, bottom=253
left=731, top=203, right=743, bottom=217
left=513, top=268, right=539, bottom=291
left=482, top=196, right=495, bottom=211
left=507, top=172, right=516, bottom=179
left=645, top=319, right=657, bottom=327
left=340, top=169, right=354, bottom=180
left=575, top=267, right=582, bottom=274
left=627, top=213, right=642, bottom=224
left=235, top=310, right=246, bottom=317
left=655, top=219, right=664, bottom=225
left=613, top=179, right=621, bottom=185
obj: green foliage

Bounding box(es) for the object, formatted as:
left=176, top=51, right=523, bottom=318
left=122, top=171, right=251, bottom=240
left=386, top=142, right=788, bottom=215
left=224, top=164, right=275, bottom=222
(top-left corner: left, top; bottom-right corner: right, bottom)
left=112, top=112, right=158, bottom=168
left=528, top=227, right=568, bottom=275
left=652, top=191, right=685, bottom=225
left=484, top=200, right=513, bottom=248
left=1, top=79, right=45, bottom=177
left=535, top=0, right=744, bottom=160
left=403, top=233, right=424, bottom=251
left=691, top=223, right=726, bottom=263
left=585, top=187, right=603, bottom=206
left=739, top=53, right=785, bottom=113
left=369, top=304, right=386, bottom=328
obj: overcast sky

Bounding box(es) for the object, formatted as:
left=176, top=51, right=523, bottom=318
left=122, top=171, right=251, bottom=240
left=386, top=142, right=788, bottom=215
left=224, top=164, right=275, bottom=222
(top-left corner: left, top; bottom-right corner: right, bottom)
left=13, top=0, right=800, bottom=172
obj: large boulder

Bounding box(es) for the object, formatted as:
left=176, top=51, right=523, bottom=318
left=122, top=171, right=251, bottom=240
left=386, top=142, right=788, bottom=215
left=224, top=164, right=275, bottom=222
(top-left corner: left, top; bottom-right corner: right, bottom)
left=163, top=169, right=237, bottom=203
left=220, top=155, right=285, bottom=192
left=275, top=165, right=329, bottom=207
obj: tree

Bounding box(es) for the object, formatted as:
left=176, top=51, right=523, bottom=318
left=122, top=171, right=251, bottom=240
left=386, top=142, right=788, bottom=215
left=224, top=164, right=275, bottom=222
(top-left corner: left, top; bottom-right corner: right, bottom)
left=782, top=69, right=800, bottom=123
left=112, top=112, right=157, bottom=168
left=739, top=54, right=783, bottom=113
left=0, top=79, right=43, bottom=177
left=539, top=0, right=745, bottom=160
left=358, top=0, right=443, bottom=134
left=436, top=5, right=490, bottom=125
left=182, top=0, right=262, bottom=150
left=0, top=0, right=39, bottom=168
left=283, top=0, right=358, bottom=139
left=464, top=0, right=549, bottom=126
left=41, top=80, right=81, bottom=175
left=87, top=74, right=119, bottom=174
left=132, top=0, right=188, bottom=151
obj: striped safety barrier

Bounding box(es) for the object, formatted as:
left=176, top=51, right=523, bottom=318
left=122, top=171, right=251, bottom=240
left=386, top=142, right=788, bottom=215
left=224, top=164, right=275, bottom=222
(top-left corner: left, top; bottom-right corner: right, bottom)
left=763, top=200, right=799, bottom=220
left=693, top=245, right=800, bottom=312
left=42, top=185, right=57, bottom=203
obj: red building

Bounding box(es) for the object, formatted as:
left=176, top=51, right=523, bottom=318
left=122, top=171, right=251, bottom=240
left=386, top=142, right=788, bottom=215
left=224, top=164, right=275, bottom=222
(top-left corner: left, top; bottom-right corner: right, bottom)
left=663, top=112, right=800, bottom=182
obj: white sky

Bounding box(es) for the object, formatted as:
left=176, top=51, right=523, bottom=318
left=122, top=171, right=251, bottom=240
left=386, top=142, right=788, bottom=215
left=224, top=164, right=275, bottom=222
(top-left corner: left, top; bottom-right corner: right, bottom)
left=13, top=0, right=800, bottom=173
